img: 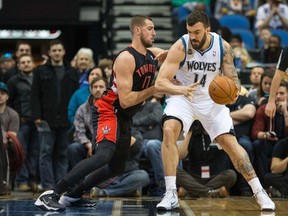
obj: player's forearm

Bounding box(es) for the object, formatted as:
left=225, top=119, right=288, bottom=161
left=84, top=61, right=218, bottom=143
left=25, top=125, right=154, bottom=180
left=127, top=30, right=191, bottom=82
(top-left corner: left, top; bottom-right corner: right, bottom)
left=119, top=85, right=155, bottom=109
left=268, top=70, right=284, bottom=102
left=155, top=78, right=184, bottom=96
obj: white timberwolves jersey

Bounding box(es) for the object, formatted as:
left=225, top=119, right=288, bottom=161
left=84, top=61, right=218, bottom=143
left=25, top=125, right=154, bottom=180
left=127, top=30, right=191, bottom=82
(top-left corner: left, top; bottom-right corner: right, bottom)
left=176, top=32, right=224, bottom=101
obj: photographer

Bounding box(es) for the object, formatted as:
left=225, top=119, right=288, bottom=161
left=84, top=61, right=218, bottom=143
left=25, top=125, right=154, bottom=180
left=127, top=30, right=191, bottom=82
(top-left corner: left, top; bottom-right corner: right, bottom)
left=176, top=120, right=237, bottom=198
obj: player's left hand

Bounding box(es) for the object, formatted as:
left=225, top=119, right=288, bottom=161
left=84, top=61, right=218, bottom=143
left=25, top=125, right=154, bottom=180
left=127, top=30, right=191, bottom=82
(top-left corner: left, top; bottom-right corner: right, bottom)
left=183, top=82, right=199, bottom=101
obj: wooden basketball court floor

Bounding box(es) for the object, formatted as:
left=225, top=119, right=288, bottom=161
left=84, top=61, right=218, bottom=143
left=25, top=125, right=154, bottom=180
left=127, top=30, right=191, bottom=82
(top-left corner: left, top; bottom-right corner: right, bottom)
left=0, top=192, right=286, bottom=216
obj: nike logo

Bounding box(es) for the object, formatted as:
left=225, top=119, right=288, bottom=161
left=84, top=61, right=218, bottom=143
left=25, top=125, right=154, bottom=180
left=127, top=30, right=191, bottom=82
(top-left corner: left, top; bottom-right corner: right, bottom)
left=171, top=201, right=177, bottom=206
left=42, top=197, right=50, bottom=205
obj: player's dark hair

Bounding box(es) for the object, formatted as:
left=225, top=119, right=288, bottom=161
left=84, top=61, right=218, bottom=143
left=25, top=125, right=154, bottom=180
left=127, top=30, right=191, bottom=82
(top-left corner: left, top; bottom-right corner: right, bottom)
left=186, top=10, right=210, bottom=28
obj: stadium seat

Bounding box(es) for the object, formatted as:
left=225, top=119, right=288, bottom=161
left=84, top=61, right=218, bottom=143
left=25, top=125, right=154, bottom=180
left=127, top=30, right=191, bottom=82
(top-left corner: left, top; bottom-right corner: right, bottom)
left=219, top=15, right=250, bottom=30
left=231, top=29, right=256, bottom=50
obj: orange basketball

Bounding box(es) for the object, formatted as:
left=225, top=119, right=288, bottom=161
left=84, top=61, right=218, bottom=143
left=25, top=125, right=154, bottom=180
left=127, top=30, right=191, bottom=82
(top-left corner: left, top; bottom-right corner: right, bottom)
left=209, top=75, right=238, bottom=105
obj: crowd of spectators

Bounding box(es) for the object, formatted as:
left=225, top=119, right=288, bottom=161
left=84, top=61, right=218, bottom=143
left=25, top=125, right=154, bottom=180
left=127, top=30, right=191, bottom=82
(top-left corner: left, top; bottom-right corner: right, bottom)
left=1, top=0, right=288, bottom=199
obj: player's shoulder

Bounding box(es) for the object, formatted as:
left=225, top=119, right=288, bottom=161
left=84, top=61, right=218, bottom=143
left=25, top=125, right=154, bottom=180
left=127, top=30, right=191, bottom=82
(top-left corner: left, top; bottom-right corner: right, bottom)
left=115, top=49, right=135, bottom=63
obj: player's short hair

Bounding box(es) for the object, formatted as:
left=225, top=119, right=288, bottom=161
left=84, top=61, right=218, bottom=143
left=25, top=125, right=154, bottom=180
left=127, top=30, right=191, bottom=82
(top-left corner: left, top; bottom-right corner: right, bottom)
left=186, top=10, right=210, bottom=28
left=129, top=15, right=153, bottom=34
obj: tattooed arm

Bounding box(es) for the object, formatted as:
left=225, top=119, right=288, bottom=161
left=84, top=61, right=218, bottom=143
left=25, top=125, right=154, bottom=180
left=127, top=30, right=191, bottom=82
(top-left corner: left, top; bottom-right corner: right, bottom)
left=221, top=40, right=241, bottom=91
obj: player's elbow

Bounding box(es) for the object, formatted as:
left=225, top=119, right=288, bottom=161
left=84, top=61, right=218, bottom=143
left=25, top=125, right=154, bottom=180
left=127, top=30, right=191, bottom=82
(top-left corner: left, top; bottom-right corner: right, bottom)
left=155, top=79, right=163, bottom=92
left=119, top=100, right=129, bottom=109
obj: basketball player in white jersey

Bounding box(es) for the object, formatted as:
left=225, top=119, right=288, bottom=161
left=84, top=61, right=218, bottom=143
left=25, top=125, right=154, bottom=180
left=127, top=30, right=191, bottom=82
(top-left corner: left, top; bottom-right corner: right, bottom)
left=155, top=10, right=275, bottom=212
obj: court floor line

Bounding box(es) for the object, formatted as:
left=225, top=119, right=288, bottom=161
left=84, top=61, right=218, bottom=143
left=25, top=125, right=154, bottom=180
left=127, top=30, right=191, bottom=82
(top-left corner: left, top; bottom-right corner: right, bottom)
left=112, top=200, right=122, bottom=216
left=180, top=200, right=196, bottom=216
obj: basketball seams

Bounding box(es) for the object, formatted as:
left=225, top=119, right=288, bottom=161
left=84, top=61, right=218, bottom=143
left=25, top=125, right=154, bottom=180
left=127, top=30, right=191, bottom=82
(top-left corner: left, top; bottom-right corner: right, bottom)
left=209, top=76, right=237, bottom=104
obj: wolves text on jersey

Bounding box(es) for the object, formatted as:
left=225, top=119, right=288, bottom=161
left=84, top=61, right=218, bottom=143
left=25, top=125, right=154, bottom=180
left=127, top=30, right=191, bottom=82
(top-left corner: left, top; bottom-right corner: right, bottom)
left=187, top=60, right=217, bottom=72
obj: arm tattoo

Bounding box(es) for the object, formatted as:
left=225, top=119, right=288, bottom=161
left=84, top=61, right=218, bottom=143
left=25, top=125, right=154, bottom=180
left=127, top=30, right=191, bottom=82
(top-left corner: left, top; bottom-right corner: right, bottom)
left=233, top=153, right=256, bottom=180
left=222, top=42, right=241, bottom=90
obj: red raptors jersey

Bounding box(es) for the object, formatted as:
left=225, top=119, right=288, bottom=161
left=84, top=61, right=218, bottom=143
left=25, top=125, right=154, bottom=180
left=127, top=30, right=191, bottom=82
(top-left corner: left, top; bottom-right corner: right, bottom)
left=100, top=45, right=158, bottom=117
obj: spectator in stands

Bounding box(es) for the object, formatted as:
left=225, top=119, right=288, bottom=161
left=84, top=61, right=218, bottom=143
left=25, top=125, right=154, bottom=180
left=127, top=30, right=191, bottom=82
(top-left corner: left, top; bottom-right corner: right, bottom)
left=176, top=120, right=237, bottom=198
left=73, top=48, right=95, bottom=88
left=177, top=2, right=220, bottom=36
left=217, top=26, right=232, bottom=42
left=0, top=125, right=5, bottom=195
left=229, top=34, right=252, bottom=69
left=254, top=71, right=274, bottom=107
left=31, top=39, right=79, bottom=190
left=7, top=54, right=39, bottom=192
left=251, top=80, right=288, bottom=185
left=226, top=95, right=256, bottom=196
left=4, top=41, right=32, bottom=83
left=248, top=66, right=265, bottom=102
left=132, top=93, right=165, bottom=196
left=265, top=136, right=288, bottom=198
left=68, top=67, right=105, bottom=124
left=67, top=77, right=108, bottom=169
left=98, top=58, right=113, bottom=83
left=214, top=0, right=255, bottom=20
left=258, top=27, right=272, bottom=49
left=0, top=82, right=20, bottom=192
left=255, top=0, right=288, bottom=32
left=262, top=35, right=282, bottom=63
left=0, top=53, right=16, bottom=82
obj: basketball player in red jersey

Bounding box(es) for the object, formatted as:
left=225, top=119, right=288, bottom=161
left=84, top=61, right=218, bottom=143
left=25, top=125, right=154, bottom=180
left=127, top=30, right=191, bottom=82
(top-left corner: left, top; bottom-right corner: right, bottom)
left=155, top=10, right=275, bottom=212
left=35, top=15, right=166, bottom=211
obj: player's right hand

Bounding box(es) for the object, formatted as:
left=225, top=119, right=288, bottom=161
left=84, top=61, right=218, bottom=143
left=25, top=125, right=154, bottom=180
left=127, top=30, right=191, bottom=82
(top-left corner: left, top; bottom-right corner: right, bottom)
left=183, top=82, right=199, bottom=100
left=265, top=101, right=276, bottom=118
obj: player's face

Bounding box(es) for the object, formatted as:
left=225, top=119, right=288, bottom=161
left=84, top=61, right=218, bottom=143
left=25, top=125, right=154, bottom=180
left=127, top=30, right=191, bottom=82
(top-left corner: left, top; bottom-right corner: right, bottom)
left=140, top=19, right=156, bottom=48
left=187, top=22, right=209, bottom=50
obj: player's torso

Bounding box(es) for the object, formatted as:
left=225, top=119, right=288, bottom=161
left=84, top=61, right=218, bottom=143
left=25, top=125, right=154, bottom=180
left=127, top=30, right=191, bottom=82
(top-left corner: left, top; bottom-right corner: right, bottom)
left=103, top=46, right=158, bottom=116
left=176, top=33, right=223, bottom=100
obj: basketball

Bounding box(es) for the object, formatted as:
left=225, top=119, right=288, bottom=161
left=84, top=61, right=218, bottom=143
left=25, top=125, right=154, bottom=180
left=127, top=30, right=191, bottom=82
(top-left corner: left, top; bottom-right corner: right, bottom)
left=209, top=75, right=238, bottom=105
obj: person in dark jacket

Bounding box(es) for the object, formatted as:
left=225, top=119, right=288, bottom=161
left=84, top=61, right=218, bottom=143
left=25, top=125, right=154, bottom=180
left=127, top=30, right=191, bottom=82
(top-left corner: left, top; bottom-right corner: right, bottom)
left=7, top=54, right=39, bottom=192
left=30, top=39, right=79, bottom=190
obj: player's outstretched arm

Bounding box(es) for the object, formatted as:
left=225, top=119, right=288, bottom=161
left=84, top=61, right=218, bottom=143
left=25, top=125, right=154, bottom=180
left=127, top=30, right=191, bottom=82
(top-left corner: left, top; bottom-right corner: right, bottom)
left=114, top=51, right=155, bottom=109
left=221, top=40, right=241, bottom=91
left=265, top=69, right=286, bottom=117
left=155, top=39, right=198, bottom=99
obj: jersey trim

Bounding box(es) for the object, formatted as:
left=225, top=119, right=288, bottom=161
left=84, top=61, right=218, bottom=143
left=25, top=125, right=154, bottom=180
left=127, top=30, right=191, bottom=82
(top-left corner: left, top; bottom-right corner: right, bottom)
left=180, top=36, right=187, bottom=68
left=219, top=35, right=224, bottom=67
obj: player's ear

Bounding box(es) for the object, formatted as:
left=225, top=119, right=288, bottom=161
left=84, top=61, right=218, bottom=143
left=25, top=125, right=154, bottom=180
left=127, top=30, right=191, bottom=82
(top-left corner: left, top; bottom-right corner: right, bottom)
left=206, top=26, right=211, bottom=32
left=135, top=26, right=141, bottom=35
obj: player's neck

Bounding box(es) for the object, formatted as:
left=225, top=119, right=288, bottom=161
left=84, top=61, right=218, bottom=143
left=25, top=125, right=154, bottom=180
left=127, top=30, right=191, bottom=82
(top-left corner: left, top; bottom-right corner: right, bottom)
left=131, top=42, right=147, bottom=56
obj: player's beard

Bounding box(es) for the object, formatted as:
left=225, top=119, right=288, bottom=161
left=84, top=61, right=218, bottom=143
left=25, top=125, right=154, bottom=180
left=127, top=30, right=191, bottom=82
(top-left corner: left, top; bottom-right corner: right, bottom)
left=191, top=33, right=206, bottom=50
left=140, top=34, right=153, bottom=48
